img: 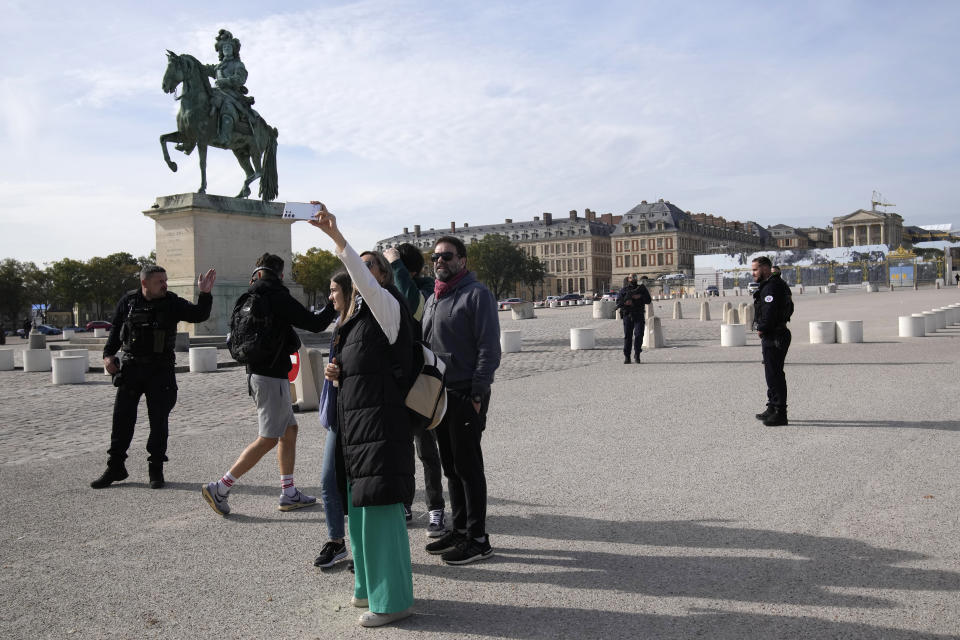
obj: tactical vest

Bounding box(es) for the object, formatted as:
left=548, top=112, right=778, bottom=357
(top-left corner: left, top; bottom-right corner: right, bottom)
left=121, top=290, right=177, bottom=358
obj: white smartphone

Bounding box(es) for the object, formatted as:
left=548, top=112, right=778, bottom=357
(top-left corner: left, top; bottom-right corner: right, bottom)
left=281, top=202, right=323, bottom=220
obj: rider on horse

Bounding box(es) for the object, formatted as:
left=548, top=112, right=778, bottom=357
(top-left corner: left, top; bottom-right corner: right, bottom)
left=205, top=30, right=258, bottom=147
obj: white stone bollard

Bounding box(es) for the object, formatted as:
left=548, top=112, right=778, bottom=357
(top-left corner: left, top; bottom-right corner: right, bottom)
left=699, top=301, right=711, bottom=321
left=809, top=321, right=837, bottom=344
left=932, top=309, right=947, bottom=330
left=0, top=349, right=13, bottom=371
left=188, top=346, right=218, bottom=373
left=549, top=301, right=559, bottom=308
left=733, top=287, right=741, bottom=296
left=500, top=330, right=522, bottom=353
left=570, top=327, right=596, bottom=350
left=55, top=349, right=91, bottom=371
left=29, top=332, right=46, bottom=350
left=62, top=328, right=75, bottom=341
left=93, top=328, right=108, bottom=338
left=673, top=300, right=683, bottom=319
left=798, top=284, right=805, bottom=294
left=741, top=304, right=755, bottom=328
left=289, top=345, right=320, bottom=411
left=920, top=311, right=938, bottom=334
left=721, top=301, right=732, bottom=317
left=724, top=307, right=740, bottom=325
left=51, top=355, right=87, bottom=385
left=720, top=323, right=746, bottom=347
left=836, top=320, right=864, bottom=344
left=593, top=300, right=616, bottom=319
left=866, top=283, right=878, bottom=293
left=899, top=315, right=925, bottom=337
left=946, top=306, right=960, bottom=325
left=642, top=316, right=665, bottom=349
left=511, top=302, right=535, bottom=320
left=23, top=349, right=52, bottom=372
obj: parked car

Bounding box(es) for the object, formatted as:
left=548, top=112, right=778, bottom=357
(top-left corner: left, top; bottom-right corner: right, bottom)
left=747, top=282, right=760, bottom=294
left=705, top=285, right=720, bottom=296
left=85, top=320, right=113, bottom=331
left=498, top=298, right=524, bottom=310
left=558, top=293, right=583, bottom=302
left=601, top=291, right=619, bottom=301
left=61, top=324, right=86, bottom=332
left=545, top=295, right=560, bottom=305
left=35, top=324, right=62, bottom=335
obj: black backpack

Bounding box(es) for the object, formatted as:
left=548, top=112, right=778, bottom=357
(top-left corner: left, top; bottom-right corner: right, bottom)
left=227, top=291, right=289, bottom=366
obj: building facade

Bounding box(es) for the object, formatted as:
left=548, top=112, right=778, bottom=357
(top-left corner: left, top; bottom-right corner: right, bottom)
left=832, top=209, right=904, bottom=248
left=767, top=224, right=810, bottom=250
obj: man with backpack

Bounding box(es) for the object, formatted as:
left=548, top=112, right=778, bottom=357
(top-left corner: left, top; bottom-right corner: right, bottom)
left=201, top=253, right=334, bottom=516
left=384, top=243, right=448, bottom=537
left=752, top=257, right=794, bottom=427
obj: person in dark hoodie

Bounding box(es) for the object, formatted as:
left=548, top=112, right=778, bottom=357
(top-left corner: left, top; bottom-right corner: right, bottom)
left=752, top=256, right=793, bottom=426
left=422, top=235, right=501, bottom=565
left=311, top=204, right=416, bottom=628
left=616, top=273, right=652, bottom=364
left=202, top=253, right=334, bottom=516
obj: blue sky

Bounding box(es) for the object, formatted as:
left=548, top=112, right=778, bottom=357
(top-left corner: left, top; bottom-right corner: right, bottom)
left=1, top=0, right=958, bottom=264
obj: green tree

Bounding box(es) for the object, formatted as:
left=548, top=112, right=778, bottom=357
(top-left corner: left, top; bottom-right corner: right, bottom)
left=519, top=254, right=547, bottom=300
left=0, top=258, right=28, bottom=324
left=23, top=262, right=54, bottom=322
left=49, top=258, right=90, bottom=311
left=467, top=234, right=525, bottom=300
left=85, top=253, right=140, bottom=318
left=292, top=247, right=340, bottom=308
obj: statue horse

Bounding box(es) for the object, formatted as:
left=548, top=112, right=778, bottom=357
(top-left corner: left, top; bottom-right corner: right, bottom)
left=160, top=51, right=278, bottom=201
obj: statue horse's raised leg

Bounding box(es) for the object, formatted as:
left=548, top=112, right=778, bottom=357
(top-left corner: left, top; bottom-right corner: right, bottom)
left=197, top=144, right=207, bottom=195
left=160, top=131, right=180, bottom=172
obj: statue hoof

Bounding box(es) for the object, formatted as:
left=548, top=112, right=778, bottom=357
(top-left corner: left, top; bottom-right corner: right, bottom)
left=168, top=162, right=178, bottom=172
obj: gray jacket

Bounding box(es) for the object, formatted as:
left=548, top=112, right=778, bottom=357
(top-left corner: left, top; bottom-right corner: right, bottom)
left=422, top=271, right=501, bottom=396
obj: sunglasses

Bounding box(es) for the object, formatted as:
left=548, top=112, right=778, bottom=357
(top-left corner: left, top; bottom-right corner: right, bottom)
left=430, top=251, right=457, bottom=262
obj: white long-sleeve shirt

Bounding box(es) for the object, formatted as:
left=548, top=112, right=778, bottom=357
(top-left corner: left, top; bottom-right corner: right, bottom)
left=335, top=243, right=401, bottom=344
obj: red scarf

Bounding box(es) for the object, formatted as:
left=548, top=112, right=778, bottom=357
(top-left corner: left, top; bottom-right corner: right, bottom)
left=434, top=269, right=468, bottom=299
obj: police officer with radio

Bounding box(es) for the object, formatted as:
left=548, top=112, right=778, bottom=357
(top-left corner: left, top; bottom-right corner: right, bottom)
left=91, top=265, right=216, bottom=489
left=752, top=256, right=793, bottom=427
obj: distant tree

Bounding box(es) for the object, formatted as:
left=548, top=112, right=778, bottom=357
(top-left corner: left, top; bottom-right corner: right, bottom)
left=519, top=254, right=546, bottom=299
left=136, top=250, right=157, bottom=270
left=85, top=253, right=140, bottom=318
left=23, top=262, right=54, bottom=322
left=0, top=258, right=28, bottom=324
left=292, top=247, right=340, bottom=308
left=49, top=258, right=90, bottom=311
left=467, top=234, right=525, bottom=300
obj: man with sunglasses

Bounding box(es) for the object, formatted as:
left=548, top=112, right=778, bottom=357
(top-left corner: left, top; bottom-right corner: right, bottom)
left=422, top=237, right=501, bottom=565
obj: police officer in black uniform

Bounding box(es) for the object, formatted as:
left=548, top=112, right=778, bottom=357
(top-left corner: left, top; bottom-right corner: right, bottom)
left=616, top=274, right=652, bottom=364
left=752, top=256, right=793, bottom=426
left=91, top=265, right=216, bottom=489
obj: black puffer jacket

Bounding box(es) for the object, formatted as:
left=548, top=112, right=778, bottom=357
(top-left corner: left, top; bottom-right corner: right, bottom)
left=753, top=274, right=793, bottom=335
left=335, top=285, right=416, bottom=507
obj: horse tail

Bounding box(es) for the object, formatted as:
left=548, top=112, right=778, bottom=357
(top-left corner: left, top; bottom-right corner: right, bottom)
left=259, top=127, right=278, bottom=201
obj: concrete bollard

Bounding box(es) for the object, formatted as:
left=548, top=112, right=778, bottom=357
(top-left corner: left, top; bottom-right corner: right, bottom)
left=724, top=307, right=740, bottom=325
left=593, top=300, right=616, bottom=319
left=646, top=304, right=656, bottom=320
left=920, top=311, right=937, bottom=334
left=809, top=321, right=837, bottom=344
left=867, top=283, right=878, bottom=293
left=93, top=328, right=108, bottom=338
left=733, top=287, right=741, bottom=296
left=699, top=301, right=711, bottom=321
left=62, top=328, right=75, bottom=341
left=836, top=320, right=864, bottom=344
left=289, top=345, right=320, bottom=411
left=798, top=284, right=805, bottom=294
left=570, top=327, right=596, bottom=350
left=51, top=355, right=87, bottom=385
left=741, top=304, right=755, bottom=329
left=54, top=349, right=91, bottom=372
left=175, top=332, right=190, bottom=352
left=721, top=301, right=732, bottom=317
left=500, top=330, right=522, bottom=353
left=673, top=300, right=683, bottom=319
left=549, top=301, right=559, bottom=308
left=899, top=315, right=925, bottom=337
left=188, top=346, right=218, bottom=373
left=936, top=279, right=942, bottom=289
left=932, top=309, right=947, bottom=330
left=23, top=349, right=52, bottom=372
left=827, top=283, right=837, bottom=294
left=720, top=323, right=747, bottom=347
left=511, top=302, right=535, bottom=320
left=721, top=289, right=726, bottom=297
left=642, top=316, right=665, bottom=349
left=29, top=332, right=46, bottom=350
left=0, top=349, right=13, bottom=371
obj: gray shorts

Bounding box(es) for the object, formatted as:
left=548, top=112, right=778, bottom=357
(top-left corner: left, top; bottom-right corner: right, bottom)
left=250, top=374, right=297, bottom=438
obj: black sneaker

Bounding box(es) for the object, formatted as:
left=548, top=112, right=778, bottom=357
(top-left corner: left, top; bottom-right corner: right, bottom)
left=763, top=408, right=788, bottom=427
left=623, top=356, right=630, bottom=364
left=90, top=467, right=128, bottom=489
left=441, top=536, right=494, bottom=565
left=425, top=530, right=466, bottom=555
left=313, top=540, right=348, bottom=568
left=755, top=406, right=774, bottom=421
left=148, top=464, right=165, bottom=489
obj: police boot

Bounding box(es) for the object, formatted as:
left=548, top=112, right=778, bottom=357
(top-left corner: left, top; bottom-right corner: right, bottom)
left=763, top=407, right=788, bottom=427
left=90, top=465, right=128, bottom=489
left=624, top=355, right=631, bottom=364
left=148, top=463, right=165, bottom=489
left=755, top=405, right=774, bottom=421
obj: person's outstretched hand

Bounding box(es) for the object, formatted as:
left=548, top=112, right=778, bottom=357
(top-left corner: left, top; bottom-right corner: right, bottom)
left=198, top=268, right=217, bottom=292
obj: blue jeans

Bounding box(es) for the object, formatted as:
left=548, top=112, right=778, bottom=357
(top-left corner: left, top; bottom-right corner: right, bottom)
left=321, top=427, right=345, bottom=540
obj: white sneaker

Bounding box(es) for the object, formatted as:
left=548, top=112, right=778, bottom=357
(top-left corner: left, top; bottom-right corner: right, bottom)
left=359, top=608, right=412, bottom=627
left=426, top=509, right=447, bottom=538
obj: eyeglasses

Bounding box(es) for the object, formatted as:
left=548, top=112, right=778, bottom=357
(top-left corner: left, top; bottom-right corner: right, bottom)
left=430, top=251, right=456, bottom=262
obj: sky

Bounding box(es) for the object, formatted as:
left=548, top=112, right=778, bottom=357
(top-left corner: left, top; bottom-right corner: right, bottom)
left=1, top=0, right=958, bottom=265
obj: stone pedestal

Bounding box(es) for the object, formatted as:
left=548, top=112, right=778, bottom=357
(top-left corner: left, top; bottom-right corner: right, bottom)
left=570, top=328, right=595, bottom=350
left=55, top=349, right=90, bottom=371
left=836, top=320, right=863, bottom=344
left=511, top=302, right=535, bottom=320
left=593, top=300, right=616, bottom=319
left=52, top=356, right=87, bottom=385
left=188, top=346, right=218, bottom=372
left=23, top=349, right=52, bottom=372
left=899, top=315, right=925, bottom=337
left=720, top=324, right=746, bottom=347
left=809, top=321, right=837, bottom=344
left=28, top=332, right=45, bottom=350
left=144, top=193, right=304, bottom=336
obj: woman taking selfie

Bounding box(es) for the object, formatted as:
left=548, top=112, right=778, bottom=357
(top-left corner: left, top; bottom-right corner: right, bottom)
left=309, top=204, right=416, bottom=628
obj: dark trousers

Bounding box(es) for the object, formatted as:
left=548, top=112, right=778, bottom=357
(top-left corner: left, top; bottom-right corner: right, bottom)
left=434, top=388, right=489, bottom=539
left=405, top=428, right=445, bottom=512
left=107, top=362, right=178, bottom=468
left=761, top=330, right=791, bottom=408
left=622, top=315, right=645, bottom=357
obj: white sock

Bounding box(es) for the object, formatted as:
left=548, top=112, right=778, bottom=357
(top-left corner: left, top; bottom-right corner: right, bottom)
left=217, top=472, right=236, bottom=496
left=281, top=473, right=297, bottom=497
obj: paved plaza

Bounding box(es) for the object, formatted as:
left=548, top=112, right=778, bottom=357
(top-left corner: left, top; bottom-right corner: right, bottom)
left=2, top=287, right=960, bottom=639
